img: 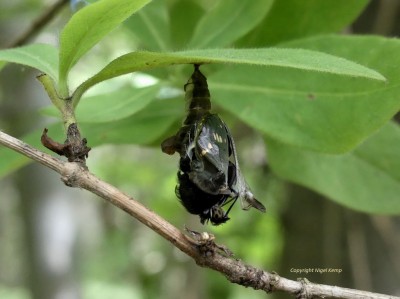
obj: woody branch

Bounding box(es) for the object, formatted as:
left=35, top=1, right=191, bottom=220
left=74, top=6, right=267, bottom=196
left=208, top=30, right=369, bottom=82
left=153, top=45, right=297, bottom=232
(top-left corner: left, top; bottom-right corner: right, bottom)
left=0, top=130, right=398, bottom=299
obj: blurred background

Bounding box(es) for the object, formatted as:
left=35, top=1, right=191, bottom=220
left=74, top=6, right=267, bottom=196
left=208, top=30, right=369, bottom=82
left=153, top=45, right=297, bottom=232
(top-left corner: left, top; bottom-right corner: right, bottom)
left=0, top=1, right=400, bottom=299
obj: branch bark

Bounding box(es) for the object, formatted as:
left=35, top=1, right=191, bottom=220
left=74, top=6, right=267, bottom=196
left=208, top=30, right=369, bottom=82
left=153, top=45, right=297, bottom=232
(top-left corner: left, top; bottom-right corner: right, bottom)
left=0, top=130, right=398, bottom=299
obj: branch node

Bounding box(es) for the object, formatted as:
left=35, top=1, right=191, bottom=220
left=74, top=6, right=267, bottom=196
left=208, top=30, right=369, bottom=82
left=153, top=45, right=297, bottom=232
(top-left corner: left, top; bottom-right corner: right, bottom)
left=296, top=278, right=312, bottom=299
left=41, top=124, right=91, bottom=164
left=266, top=271, right=280, bottom=293
left=60, top=162, right=85, bottom=188
left=184, top=226, right=233, bottom=259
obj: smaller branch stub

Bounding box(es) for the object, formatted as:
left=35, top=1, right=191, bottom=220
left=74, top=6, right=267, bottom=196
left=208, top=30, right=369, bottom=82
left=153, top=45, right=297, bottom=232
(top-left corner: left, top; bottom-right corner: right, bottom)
left=41, top=124, right=91, bottom=163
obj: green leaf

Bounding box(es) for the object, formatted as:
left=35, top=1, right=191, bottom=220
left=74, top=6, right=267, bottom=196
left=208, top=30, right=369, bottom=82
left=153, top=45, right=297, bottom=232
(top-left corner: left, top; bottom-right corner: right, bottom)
left=240, top=0, right=368, bottom=46
left=354, top=123, right=400, bottom=183
left=74, top=48, right=385, bottom=101
left=188, top=0, right=273, bottom=48
left=124, top=0, right=170, bottom=51
left=210, top=35, right=400, bottom=153
left=267, top=122, right=400, bottom=215
left=0, top=44, right=59, bottom=81
left=42, top=85, right=160, bottom=123
left=169, top=0, right=204, bottom=50
left=81, top=97, right=181, bottom=146
left=58, top=0, right=150, bottom=94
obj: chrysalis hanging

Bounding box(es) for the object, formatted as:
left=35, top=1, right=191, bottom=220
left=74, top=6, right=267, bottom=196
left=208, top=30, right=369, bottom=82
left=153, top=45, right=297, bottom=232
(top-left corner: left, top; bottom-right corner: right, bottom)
left=161, top=65, right=265, bottom=225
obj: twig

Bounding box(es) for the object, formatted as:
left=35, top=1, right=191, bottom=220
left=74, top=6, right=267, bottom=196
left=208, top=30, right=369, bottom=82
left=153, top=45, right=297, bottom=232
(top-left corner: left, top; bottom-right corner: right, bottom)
left=0, top=130, right=398, bottom=299
left=8, top=0, right=69, bottom=48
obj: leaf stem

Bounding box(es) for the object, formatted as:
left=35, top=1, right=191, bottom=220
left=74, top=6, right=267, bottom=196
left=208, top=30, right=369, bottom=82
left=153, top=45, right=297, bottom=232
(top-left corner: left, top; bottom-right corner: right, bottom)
left=37, top=74, right=64, bottom=113
left=37, top=73, right=76, bottom=130
left=58, top=75, right=70, bottom=99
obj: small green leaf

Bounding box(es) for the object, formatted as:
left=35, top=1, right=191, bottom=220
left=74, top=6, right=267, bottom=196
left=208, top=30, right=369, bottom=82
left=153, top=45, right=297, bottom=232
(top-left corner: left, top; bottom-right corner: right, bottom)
left=267, top=122, right=400, bottom=215
left=241, top=0, right=368, bottom=46
left=74, top=48, right=385, bottom=101
left=58, top=0, right=150, bottom=95
left=0, top=44, right=58, bottom=81
left=188, top=0, right=273, bottom=48
left=42, top=85, right=160, bottom=123
left=124, top=0, right=170, bottom=51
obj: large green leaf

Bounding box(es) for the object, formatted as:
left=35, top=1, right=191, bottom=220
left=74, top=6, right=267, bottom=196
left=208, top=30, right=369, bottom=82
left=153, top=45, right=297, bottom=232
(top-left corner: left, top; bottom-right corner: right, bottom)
left=210, top=35, right=400, bottom=153
left=267, top=122, right=400, bottom=214
left=124, top=0, right=170, bottom=51
left=0, top=44, right=58, bottom=81
left=41, top=85, right=160, bottom=123
left=240, top=0, right=368, bottom=46
left=58, top=0, right=150, bottom=94
left=188, top=0, right=273, bottom=48
left=73, top=48, right=385, bottom=102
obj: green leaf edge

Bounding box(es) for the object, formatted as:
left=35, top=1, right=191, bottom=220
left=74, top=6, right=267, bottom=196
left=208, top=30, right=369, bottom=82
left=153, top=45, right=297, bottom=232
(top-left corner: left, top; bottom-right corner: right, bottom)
left=58, top=0, right=151, bottom=96
left=0, top=44, right=59, bottom=81
left=73, top=48, right=386, bottom=102
left=267, top=127, right=400, bottom=215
